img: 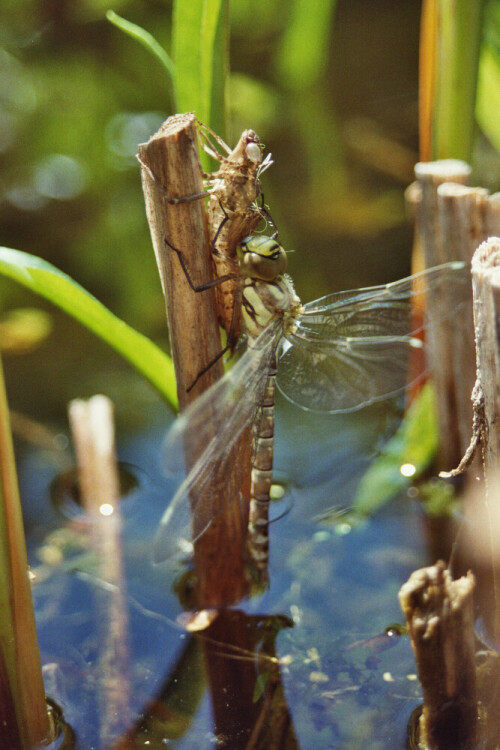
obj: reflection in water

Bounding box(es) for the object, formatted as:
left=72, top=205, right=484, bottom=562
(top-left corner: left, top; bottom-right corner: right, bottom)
left=115, top=610, right=297, bottom=750
left=21, top=407, right=429, bottom=749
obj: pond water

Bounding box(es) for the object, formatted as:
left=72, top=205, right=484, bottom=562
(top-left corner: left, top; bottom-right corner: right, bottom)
left=17, top=391, right=430, bottom=750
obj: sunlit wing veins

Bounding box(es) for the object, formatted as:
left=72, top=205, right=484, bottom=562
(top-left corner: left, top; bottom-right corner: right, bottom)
left=277, top=261, right=470, bottom=413
left=154, top=321, right=281, bottom=563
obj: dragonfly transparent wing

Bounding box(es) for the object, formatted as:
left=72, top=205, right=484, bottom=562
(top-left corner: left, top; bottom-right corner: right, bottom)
left=277, top=261, right=470, bottom=413
left=154, top=321, right=282, bottom=564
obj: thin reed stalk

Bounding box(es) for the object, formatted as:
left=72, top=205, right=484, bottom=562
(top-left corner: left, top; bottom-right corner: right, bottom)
left=68, top=395, right=132, bottom=745
left=0, top=354, right=51, bottom=748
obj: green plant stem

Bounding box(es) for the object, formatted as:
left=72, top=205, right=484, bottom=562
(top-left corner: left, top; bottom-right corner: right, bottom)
left=476, top=0, right=500, bottom=155
left=431, top=0, right=485, bottom=160
left=172, top=0, right=229, bottom=146
left=0, top=354, right=51, bottom=748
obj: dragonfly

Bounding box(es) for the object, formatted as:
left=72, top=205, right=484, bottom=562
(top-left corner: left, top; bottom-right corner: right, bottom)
left=138, top=117, right=274, bottom=345
left=154, top=235, right=469, bottom=579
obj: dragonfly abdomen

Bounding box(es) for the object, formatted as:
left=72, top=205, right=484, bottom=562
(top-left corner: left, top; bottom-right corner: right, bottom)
left=247, top=367, right=276, bottom=574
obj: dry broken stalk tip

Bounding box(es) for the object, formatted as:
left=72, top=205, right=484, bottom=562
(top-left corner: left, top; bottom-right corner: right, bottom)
left=399, top=561, right=477, bottom=750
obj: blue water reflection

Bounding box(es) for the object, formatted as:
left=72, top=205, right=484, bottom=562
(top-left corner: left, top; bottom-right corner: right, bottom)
left=18, top=397, right=426, bottom=749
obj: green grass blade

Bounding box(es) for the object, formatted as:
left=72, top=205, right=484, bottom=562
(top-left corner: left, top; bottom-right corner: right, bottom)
left=431, top=0, right=485, bottom=160
left=0, top=247, right=177, bottom=412
left=352, top=384, right=439, bottom=517
left=476, top=0, right=500, bottom=153
left=200, top=0, right=229, bottom=139
left=172, top=0, right=205, bottom=118
left=172, top=0, right=229, bottom=141
left=106, top=10, right=175, bottom=87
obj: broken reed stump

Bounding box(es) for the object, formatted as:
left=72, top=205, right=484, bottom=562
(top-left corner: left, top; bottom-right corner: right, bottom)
left=68, top=395, right=132, bottom=745
left=399, top=561, right=478, bottom=750
left=410, top=161, right=500, bottom=473
left=138, top=113, right=223, bottom=409
left=138, top=114, right=249, bottom=607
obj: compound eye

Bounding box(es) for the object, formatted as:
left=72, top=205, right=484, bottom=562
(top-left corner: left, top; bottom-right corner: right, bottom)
left=239, top=236, right=287, bottom=281
left=245, top=142, right=262, bottom=164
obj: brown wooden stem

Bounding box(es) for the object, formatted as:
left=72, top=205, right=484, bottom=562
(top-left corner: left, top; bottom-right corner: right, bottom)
left=0, top=356, right=51, bottom=748
left=436, top=183, right=489, bottom=467
left=138, top=113, right=223, bottom=410
left=412, top=161, right=500, bottom=473
left=413, top=161, right=472, bottom=470
left=470, top=237, right=500, bottom=480
left=138, top=114, right=249, bottom=606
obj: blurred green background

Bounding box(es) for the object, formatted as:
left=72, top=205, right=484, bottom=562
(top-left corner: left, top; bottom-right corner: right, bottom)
left=0, top=0, right=498, bottom=422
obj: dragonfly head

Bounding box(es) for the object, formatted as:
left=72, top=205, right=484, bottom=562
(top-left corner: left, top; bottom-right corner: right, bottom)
left=238, top=235, right=287, bottom=281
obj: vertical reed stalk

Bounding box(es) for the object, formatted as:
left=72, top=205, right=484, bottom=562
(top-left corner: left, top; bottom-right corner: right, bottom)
left=68, top=395, right=132, bottom=745
left=0, top=355, right=51, bottom=748
left=419, top=0, right=485, bottom=161
left=470, top=238, right=500, bottom=481
left=138, top=113, right=249, bottom=606
left=412, top=163, right=500, bottom=472
left=412, top=160, right=471, bottom=470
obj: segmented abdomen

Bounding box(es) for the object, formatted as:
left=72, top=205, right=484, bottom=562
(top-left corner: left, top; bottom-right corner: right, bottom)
left=247, top=362, right=276, bottom=579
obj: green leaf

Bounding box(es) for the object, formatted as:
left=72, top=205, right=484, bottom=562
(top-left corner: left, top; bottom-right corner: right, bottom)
left=173, top=0, right=205, bottom=118
left=106, top=10, right=175, bottom=87
left=172, top=0, right=229, bottom=142
left=0, top=247, right=177, bottom=412
left=418, top=479, right=458, bottom=517
left=352, top=383, right=439, bottom=517
left=430, top=0, right=485, bottom=161
left=477, top=2, right=500, bottom=155
left=200, top=0, right=229, bottom=139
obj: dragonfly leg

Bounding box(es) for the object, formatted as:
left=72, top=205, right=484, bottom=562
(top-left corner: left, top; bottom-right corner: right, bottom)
left=194, top=117, right=231, bottom=160
left=184, top=275, right=242, bottom=392
left=186, top=340, right=232, bottom=392
left=257, top=193, right=279, bottom=239
left=165, top=235, right=240, bottom=391
left=164, top=237, right=238, bottom=293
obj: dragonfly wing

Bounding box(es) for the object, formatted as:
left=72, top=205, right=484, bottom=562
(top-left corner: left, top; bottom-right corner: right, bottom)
left=154, top=321, right=281, bottom=564
left=277, top=261, right=470, bottom=413
left=278, top=334, right=419, bottom=413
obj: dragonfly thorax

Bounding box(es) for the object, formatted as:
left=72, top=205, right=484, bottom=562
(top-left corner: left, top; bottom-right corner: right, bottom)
left=239, top=235, right=288, bottom=281
left=242, top=275, right=303, bottom=341
left=239, top=235, right=302, bottom=340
